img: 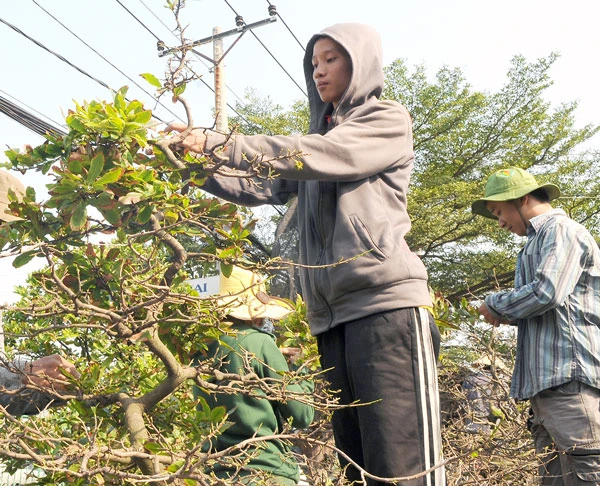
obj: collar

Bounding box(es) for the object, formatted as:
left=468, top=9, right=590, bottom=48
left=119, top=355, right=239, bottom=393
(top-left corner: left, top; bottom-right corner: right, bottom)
left=526, top=208, right=566, bottom=236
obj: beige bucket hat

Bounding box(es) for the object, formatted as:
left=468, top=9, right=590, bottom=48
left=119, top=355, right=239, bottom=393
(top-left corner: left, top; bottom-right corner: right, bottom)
left=217, top=265, right=294, bottom=321
left=0, top=170, right=25, bottom=222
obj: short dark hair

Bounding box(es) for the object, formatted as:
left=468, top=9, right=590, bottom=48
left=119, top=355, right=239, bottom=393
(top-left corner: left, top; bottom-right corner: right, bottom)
left=527, top=188, right=551, bottom=203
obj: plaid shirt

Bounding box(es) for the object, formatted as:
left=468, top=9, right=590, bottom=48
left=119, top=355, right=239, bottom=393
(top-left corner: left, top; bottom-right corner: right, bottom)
left=486, top=209, right=600, bottom=399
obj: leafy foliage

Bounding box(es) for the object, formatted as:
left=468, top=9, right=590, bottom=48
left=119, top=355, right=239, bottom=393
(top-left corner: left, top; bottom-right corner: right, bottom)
left=1, top=86, right=329, bottom=484
left=2, top=31, right=600, bottom=485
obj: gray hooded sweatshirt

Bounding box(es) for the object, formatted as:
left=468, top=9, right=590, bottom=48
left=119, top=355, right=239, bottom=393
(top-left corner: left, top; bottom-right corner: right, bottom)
left=203, top=23, right=432, bottom=335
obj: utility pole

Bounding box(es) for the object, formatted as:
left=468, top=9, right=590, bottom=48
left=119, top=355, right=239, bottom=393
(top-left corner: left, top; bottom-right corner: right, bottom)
left=158, top=6, right=278, bottom=132
left=212, top=26, right=226, bottom=132
left=0, top=310, right=5, bottom=359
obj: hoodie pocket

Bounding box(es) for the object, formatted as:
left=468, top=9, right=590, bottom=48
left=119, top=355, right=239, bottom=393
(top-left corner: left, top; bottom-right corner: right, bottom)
left=349, top=214, right=387, bottom=262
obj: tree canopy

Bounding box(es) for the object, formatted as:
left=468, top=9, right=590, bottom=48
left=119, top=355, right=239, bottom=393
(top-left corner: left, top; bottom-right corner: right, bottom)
left=0, top=26, right=599, bottom=484
left=388, top=54, right=600, bottom=298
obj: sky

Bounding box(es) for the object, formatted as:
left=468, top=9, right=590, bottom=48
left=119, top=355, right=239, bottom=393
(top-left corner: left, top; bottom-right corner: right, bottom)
left=1, top=0, right=599, bottom=302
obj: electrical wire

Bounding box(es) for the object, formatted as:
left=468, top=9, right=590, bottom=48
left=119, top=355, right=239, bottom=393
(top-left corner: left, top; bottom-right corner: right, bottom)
left=264, top=0, right=305, bottom=52
left=221, top=0, right=307, bottom=98
left=0, top=94, right=66, bottom=138
left=135, top=0, right=246, bottom=104
left=0, top=16, right=176, bottom=128
left=0, top=17, right=112, bottom=92
left=115, top=0, right=252, bottom=122
left=30, top=0, right=183, bottom=125
left=114, top=0, right=161, bottom=42
left=0, top=89, right=65, bottom=133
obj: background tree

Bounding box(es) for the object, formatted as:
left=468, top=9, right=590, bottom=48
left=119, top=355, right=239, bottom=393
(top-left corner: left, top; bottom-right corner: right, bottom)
left=383, top=53, right=599, bottom=298
left=2, top=8, right=599, bottom=482
left=228, top=53, right=600, bottom=302
left=221, top=93, right=310, bottom=299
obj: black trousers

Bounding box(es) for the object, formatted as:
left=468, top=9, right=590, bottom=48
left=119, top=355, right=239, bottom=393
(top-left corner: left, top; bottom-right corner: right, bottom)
left=317, top=307, right=445, bottom=486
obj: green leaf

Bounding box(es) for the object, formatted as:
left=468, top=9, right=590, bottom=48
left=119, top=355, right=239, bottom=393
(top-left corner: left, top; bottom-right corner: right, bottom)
left=114, top=87, right=128, bottom=111
left=143, top=441, right=164, bottom=454
left=48, top=179, right=80, bottom=195
left=220, top=263, right=233, bottom=278
left=133, top=110, right=152, bottom=124
left=136, top=204, right=154, bottom=224
left=87, top=152, right=105, bottom=184
left=13, top=251, right=36, bottom=268
left=94, top=192, right=116, bottom=210
left=140, top=73, right=163, bottom=88
left=106, top=248, right=120, bottom=260
left=67, top=117, right=86, bottom=133
left=101, top=209, right=121, bottom=226
left=173, top=84, right=186, bottom=98
left=211, top=405, right=227, bottom=423
left=70, top=200, right=87, bottom=231
left=166, top=459, right=185, bottom=473
left=89, top=362, right=102, bottom=385
left=68, top=159, right=84, bottom=175
left=95, top=167, right=123, bottom=186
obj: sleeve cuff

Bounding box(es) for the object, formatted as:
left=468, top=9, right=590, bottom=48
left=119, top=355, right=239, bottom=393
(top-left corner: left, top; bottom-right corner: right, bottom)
left=0, top=363, right=25, bottom=390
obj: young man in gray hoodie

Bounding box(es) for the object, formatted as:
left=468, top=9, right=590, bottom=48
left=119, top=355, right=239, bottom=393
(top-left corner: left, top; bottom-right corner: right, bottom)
left=166, top=23, right=445, bottom=486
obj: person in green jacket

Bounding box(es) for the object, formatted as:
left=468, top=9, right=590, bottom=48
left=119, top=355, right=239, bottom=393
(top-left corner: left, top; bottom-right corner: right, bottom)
left=194, top=265, right=314, bottom=485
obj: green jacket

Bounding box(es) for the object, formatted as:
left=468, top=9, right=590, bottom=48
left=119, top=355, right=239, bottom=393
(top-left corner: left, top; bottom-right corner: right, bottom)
left=194, top=323, right=314, bottom=483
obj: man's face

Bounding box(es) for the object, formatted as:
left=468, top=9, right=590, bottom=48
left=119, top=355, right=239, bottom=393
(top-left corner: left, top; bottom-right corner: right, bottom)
left=486, top=200, right=528, bottom=236
left=311, top=37, right=351, bottom=108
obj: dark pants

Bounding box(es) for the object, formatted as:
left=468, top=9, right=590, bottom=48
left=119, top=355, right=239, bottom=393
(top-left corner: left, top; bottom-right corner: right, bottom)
left=317, top=307, right=445, bottom=486
left=529, top=381, right=600, bottom=485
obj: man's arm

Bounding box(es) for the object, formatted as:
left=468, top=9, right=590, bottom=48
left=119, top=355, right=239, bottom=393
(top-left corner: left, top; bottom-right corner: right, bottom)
left=486, top=222, right=591, bottom=321
left=0, top=354, right=79, bottom=416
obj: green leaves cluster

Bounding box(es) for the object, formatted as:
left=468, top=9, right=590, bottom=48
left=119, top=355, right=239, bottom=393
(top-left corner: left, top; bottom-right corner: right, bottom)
left=0, top=85, right=274, bottom=483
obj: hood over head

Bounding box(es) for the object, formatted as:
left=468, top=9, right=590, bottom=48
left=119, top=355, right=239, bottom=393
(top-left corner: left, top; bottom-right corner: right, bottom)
left=304, top=23, right=384, bottom=134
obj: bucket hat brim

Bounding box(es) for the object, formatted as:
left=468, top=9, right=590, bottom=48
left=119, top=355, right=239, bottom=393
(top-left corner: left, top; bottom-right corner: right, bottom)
left=471, top=167, right=560, bottom=219
left=0, top=170, right=25, bottom=223
left=216, top=266, right=294, bottom=321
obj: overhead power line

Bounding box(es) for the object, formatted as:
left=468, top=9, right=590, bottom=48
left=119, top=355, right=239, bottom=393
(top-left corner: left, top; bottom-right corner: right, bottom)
left=31, top=0, right=183, bottom=125
left=114, top=0, right=252, bottom=123
left=0, top=16, right=170, bottom=127
left=134, top=0, right=249, bottom=105
left=0, top=89, right=65, bottom=134
left=0, top=17, right=112, bottom=92
left=264, top=0, right=305, bottom=52
left=221, top=0, right=307, bottom=98
left=114, top=0, right=161, bottom=42
left=0, top=94, right=66, bottom=138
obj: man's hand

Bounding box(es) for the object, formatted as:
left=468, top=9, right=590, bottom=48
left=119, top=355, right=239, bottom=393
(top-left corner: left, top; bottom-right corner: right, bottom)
left=25, top=354, right=80, bottom=391
left=280, top=347, right=302, bottom=365
left=478, top=303, right=508, bottom=328
left=164, top=123, right=208, bottom=154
